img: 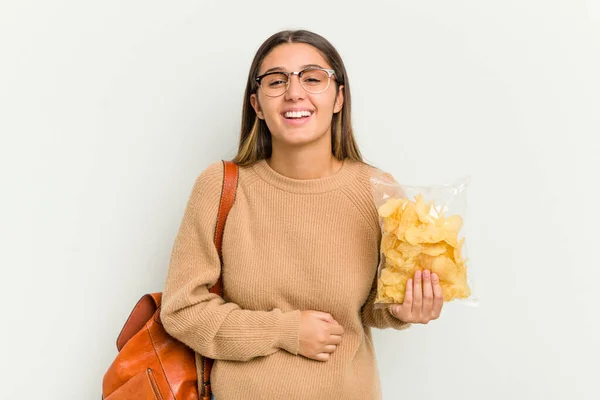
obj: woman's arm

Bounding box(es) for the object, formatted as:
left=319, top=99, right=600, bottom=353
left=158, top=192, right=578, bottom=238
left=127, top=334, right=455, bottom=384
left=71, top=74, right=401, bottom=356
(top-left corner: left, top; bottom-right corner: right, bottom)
left=160, top=162, right=301, bottom=361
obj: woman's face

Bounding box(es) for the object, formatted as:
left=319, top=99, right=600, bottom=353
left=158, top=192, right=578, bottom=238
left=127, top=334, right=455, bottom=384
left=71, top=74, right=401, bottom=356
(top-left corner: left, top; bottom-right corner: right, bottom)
left=250, top=43, right=344, bottom=148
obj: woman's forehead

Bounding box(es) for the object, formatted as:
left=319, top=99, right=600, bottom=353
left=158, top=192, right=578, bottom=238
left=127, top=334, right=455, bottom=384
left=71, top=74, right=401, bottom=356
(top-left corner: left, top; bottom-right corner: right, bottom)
left=259, top=43, right=331, bottom=74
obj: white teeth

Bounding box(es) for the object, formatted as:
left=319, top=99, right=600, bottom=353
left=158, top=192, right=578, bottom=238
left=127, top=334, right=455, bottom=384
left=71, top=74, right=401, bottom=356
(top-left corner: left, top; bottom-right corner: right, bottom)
left=284, top=110, right=312, bottom=118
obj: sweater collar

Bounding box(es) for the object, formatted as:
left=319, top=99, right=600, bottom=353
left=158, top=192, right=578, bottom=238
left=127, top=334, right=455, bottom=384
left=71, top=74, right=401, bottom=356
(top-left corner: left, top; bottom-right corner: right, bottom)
left=251, top=158, right=359, bottom=194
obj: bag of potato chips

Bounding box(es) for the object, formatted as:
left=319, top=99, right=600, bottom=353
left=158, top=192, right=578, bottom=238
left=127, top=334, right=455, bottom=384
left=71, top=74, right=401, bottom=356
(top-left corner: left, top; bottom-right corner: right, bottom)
left=371, top=169, right=478, bottom=308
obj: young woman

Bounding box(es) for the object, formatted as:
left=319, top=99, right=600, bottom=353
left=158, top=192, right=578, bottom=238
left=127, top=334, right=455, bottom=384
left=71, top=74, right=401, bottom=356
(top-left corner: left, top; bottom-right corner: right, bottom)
left=161, top=29, right=444, bottom=400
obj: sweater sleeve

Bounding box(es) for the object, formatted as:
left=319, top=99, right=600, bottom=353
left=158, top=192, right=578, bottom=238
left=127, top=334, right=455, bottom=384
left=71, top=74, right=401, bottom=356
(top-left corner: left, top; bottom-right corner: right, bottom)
left=160, top=162, right=301, bottom=361
left=361, top=274, right=411, bottom=330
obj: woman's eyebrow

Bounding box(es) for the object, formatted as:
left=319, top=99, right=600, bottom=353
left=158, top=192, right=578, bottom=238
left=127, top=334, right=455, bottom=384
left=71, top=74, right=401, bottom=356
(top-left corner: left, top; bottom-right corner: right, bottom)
left=300, top=64, right=324, bottom=70
left=262, top=66, right=286, bottom=74
left=261, top=64, right=325, bottom=74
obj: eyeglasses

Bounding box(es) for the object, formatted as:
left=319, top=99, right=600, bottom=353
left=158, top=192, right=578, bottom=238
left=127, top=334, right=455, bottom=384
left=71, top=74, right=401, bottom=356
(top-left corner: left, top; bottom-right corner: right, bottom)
left=255, top=67, right=336, bottom=97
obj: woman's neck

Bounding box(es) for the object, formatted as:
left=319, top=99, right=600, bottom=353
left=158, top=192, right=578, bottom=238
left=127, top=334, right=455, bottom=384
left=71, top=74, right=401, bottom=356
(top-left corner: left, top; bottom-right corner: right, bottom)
left=267, top=145, right=343, bottom=180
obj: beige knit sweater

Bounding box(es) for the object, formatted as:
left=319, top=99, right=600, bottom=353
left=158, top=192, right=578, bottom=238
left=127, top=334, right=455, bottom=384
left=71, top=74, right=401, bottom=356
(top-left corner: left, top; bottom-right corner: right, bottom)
left=161, top=158, right=410, bottom=400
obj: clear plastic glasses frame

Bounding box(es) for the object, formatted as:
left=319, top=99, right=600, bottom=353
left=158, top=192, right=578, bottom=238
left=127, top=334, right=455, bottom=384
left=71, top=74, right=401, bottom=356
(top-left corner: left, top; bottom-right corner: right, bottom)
left=255, top=67, right=336, bottom=97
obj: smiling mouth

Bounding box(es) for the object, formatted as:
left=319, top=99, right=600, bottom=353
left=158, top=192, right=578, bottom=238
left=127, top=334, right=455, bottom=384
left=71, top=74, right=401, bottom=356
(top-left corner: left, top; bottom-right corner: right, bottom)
left=282, top=110, right=314, bottom=119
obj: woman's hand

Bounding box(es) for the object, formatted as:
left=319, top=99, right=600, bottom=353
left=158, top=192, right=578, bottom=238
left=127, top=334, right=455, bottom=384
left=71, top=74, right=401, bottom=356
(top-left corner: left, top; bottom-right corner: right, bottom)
left=298, top=311, right=344, bottom=362
left=388, top=269, right=443, bottom=324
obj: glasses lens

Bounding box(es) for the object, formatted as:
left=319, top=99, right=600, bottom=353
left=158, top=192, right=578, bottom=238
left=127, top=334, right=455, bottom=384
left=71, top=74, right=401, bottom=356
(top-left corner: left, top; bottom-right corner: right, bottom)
left=261, top=73, right=288, bottom=96
left=300, top=69, right=330, bottom=93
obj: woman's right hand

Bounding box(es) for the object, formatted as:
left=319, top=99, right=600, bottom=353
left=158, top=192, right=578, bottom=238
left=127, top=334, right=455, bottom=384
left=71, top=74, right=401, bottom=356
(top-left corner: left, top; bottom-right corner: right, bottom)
left=298, top=311, right=344, bottom=361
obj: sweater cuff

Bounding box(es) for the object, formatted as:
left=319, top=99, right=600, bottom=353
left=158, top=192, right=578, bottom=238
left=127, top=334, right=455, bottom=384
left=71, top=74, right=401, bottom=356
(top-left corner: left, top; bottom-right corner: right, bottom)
left=276, top=310, right=301, bottom=355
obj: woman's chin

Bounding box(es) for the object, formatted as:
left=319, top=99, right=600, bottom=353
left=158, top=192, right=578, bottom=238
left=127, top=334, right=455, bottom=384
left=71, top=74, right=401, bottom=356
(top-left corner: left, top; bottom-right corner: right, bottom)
left=273, top=131, right=323, bottom=147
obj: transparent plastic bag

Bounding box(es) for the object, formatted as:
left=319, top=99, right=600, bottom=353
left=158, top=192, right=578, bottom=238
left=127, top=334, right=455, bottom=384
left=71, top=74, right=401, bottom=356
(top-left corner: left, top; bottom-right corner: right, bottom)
left=371, top=170, right=478, bottom=308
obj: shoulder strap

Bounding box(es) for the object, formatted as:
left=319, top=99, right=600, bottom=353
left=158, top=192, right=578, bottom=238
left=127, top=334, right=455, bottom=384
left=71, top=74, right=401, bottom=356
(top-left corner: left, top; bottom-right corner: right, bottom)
left=209, top=160, right=239, bottom=297
left=203, top=160, right=238, bottom=399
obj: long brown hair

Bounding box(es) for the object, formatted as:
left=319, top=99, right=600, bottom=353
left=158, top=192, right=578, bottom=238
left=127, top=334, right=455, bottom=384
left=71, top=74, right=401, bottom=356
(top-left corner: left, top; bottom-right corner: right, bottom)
left=232, top=30, right=363, bottom=167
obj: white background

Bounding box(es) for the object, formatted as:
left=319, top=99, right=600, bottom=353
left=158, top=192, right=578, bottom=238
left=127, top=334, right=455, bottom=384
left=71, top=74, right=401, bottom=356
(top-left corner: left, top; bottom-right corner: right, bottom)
left=1, top=1, right=598, bottom=399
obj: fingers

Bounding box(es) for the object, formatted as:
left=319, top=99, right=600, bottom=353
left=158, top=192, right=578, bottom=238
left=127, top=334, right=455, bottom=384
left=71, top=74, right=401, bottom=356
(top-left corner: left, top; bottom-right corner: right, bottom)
left=316, top=333, right=341, bottom=362
left=329, top=334, right=342, bottom=346
left=389, top=279, right=413, bottom=322
left=389, top=271, right=444, bottom=325
left=402, top=278, right=413, bottom=308
left=422, top=270, right=434, bottom=319
left=412, top=270, right=423, bottom=319
left=322, top=344, right=337, bottom=353
left=431, top=272, right=444, bottom=319
left=328, top=323, right=344, bottom=336
left=298, top=310, right=345, bottom=362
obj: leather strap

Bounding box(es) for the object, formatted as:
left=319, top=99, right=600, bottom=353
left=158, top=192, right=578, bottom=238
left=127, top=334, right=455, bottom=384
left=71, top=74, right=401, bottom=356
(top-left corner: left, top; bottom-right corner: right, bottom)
left=202, top=160, right=239, bottom=399
left=209, top=160, right=238, bottom=297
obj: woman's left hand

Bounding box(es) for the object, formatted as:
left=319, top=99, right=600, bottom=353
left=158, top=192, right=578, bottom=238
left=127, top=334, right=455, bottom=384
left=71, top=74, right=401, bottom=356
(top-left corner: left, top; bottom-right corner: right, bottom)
left=388, top=269, right=443, bottom=324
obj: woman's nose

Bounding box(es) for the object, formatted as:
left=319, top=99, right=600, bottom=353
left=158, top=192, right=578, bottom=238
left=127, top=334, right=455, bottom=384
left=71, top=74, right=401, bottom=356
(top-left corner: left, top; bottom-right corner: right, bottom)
left=284, top=74, right=305, bottom=101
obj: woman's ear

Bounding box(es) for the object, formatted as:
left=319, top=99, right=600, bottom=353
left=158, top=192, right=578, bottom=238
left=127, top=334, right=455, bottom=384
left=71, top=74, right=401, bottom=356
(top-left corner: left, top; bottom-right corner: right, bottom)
left=334, top=85, right=344, bottom=113
left=250, top=94, right=265, bottom=120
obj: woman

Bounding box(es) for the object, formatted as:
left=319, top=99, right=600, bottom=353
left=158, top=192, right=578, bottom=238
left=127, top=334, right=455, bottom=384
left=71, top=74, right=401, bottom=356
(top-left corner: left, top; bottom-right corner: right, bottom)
left=161, top=29, right=444, bottom=400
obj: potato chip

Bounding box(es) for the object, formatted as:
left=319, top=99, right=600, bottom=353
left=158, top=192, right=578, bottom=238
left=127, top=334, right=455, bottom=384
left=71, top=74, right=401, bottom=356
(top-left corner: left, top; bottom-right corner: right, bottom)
left=405, top=224, right=445, bottom=245
left=454, top=237, right=465, bottom=264
left=377, top=197, right=405, bottom=218
left=381, top=233, right=398, bottom=252
left=384, top=285, right=404, bottom=303
left=418, top=253, right=436, bottom=271
left=376, top=268, right=410, bottom=304
left=383, top=217, right=399, bottom=233
left=397, top=241, right=422, bottom=258
left=415, top=194, right=436, bottom=224
left=442, top=215, right=463, bottom=247
left=380, top=267, right=403, bottom=286
left=431, top=255, right=456, bottom=279
left=384, top=249, right=406, bottom=268
left=421, top=242, right=448, bottom=257
left=395, top=201, right=418, bottom=240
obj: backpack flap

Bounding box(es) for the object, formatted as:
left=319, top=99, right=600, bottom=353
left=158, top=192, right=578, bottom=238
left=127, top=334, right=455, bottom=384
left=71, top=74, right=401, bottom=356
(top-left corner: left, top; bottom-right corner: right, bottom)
left=116, top=293, right=162, bottom=351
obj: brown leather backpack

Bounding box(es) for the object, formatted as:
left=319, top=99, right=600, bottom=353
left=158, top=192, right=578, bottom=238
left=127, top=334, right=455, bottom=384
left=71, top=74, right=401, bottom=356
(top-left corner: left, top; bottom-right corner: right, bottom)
left=102, top=161, right=239, bottom=400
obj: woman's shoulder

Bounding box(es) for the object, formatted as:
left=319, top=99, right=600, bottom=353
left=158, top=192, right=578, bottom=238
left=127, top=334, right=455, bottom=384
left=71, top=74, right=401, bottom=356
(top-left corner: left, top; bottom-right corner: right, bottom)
left=194, top=161, right=225, bottom=187
left=358, top=160, right=398, bottom=185
left=183, top=161, right=227, bottom=210
left=346, top=159, right=397, bottom=188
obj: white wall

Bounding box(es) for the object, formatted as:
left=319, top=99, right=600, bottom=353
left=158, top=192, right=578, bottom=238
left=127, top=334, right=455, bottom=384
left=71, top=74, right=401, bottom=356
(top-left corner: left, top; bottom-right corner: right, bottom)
left=1, top=0, right=598, bottom=399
